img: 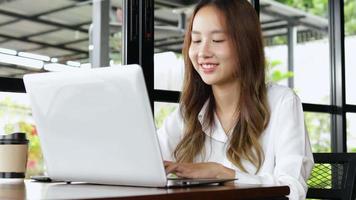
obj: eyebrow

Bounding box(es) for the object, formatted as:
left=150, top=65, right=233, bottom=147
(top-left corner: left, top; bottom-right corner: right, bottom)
left=191, top=30, right=226, bottom=34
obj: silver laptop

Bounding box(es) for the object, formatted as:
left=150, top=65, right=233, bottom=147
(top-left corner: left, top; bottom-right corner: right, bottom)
left=23, top=64, right=236, bottom=187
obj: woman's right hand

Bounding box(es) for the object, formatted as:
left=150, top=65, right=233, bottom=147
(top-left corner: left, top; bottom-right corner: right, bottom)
left=164, top=161, right=235, bottom=179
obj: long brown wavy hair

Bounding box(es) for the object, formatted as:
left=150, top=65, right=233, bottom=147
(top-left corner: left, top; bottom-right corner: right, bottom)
left=174, top=0, right=270, bottom=173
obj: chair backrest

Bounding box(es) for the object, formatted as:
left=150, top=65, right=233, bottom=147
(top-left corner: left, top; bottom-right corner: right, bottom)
left=307, top=153, right=356, bottom=200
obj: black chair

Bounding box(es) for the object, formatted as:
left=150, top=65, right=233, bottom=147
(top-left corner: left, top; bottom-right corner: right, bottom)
left=307, top=153, right=356, bottom=200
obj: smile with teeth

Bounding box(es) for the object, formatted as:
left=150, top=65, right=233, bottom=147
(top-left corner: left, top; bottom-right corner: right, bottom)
left=200, top=63, right=218, bottom=73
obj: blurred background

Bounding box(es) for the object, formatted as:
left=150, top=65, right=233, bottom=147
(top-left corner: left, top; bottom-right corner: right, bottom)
left=0, top=0, right=355, bottom=178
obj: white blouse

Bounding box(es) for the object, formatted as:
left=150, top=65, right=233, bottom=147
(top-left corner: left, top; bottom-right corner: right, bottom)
left=157, top=84, right=314, bottom=200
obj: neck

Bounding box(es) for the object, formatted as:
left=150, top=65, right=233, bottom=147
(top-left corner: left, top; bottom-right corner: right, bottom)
left=212, top=80, right=240, bottom=116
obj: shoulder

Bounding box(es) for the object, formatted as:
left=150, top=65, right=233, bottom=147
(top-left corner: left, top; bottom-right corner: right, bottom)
left=266, top=83, right=301, bottom=110
left=165, top=106, right=183, bottom=126
left=157, top=106, right=184, bottom=161
left=157, top=106, right=184, bottom=137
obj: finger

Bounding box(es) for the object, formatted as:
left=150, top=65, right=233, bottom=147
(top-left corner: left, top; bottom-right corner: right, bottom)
left=165, top=163, right=179, bottom=174
left=175, top=164, right=190, bottom=173
left=174, top=165, right=194, bottom=178
left=175, top=171, right=194, bottom=179
left=164, top=162, right=176, bottom=171
left=164, top=161, right=173, bottom=167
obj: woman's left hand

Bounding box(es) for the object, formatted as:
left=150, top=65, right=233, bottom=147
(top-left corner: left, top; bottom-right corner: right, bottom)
left=164, top=161, right=235, bottom=179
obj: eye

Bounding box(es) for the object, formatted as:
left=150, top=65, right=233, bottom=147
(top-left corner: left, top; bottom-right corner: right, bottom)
left=192, top=40, right=201, bottom=44
left=213, top=39, right=225, bottom=43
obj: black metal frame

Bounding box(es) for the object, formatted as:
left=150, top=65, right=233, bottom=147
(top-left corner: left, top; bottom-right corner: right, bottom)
left=329, top=0, right=347, bottom=153
left=307, top=153, right=356, bottom=200
left=251, top=0, right=260, bottom=17
left=0, top=77, right=24, bottom=92
left=123, top=0, right=155, bottom=109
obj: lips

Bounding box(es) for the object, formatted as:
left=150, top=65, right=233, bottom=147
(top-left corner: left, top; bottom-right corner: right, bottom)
left=199, top=63, right=218, bottom=73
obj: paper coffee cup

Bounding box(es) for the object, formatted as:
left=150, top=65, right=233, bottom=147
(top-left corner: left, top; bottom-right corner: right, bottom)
left=0, top=181, right=25, bottom=199
left=0, top=132, right=29, bottom=179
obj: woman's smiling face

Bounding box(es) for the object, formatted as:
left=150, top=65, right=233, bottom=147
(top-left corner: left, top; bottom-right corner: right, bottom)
left=188, top=5, right=237, bottom=86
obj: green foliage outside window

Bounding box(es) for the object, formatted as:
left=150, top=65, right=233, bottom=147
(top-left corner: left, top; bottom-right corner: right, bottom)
left=110, top=32, right=122, bottom=64
left=266, top=59, right=294, bottom=82
left=276, top=0, right=356, bottom=35
left=305, top=112, right=331, bottom=153
left=344, top=0, right=356, bottom=35
left=155, top=104, right=177, bottom=129
left=0, top=97, right=44, bottom=177
left=275, top=0, right=328, bottom=17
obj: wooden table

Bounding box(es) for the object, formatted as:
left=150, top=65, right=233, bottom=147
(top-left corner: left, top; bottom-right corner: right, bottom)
left=0, top=180, right=289, bottom=200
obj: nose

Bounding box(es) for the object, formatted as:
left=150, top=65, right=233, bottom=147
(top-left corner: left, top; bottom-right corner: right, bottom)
left=198, top=41, right=213, bottom=58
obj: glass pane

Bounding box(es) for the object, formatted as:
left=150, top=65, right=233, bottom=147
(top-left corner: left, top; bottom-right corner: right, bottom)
left=0, top=1, right=92, bottom=76
left=305, top=112, right=331, bottom=153
left=154, top=102, right=179, bottom=129
left=110, top=0, right=123, bottom=66
left=154, top=2, right=185, bottom=91
left=345, top=0, right=356, bottom=104
left=0, top=1, right=124, bottom=178
left=154, top=52, right=184, bottom=91
left=261, top=0, right=330, bottom=104
left=0, top=92, right=44, bottom=177
left=264, top=44, right=289, bottom=86
left=0, top=1, right=124, bottom=76
left=347, top=113, right=356, bottom=152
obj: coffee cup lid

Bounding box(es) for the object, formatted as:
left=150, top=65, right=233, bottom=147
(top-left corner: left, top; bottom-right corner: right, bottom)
left=0, top=132, right=29, bottom=144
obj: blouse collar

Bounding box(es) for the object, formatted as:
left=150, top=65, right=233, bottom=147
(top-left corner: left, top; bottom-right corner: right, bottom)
left=197, top=99, right=228, bottom=143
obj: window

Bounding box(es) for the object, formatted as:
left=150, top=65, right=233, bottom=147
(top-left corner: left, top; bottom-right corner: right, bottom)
left=154, top=2, right=185, bottom=91
left=258, top=0, right=354, bottom=153
left=0, top=0, right=124, bottom=177
left=0, top=1, right=92, bottom=77
left=150, top=1, right=349, bottom=154
left=345, top=0, right=356, bottom=105
left=0, top=92, right=42, bottom=176
left=110, top=0, right=124, bottom=66
left=154, top=102, right=179, bottom=129
left=152, top=1, right=190, bottom=125
left=154, top=52, right=184, bottom=91
left=344, top=0, right=356, bottom=152
left=261, top=0, right=330, bottom=105
left=347, top=113, right=356, bottom=152
left=305, top=112, right=331, bottom=153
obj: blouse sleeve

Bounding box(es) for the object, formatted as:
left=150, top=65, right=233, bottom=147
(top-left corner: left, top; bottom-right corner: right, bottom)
left=235, top=92, right=314, bottom=200
left=156, top=108, right=184, bottom=161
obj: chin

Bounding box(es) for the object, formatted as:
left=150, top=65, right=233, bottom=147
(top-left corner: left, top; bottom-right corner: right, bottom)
left=201, top=78, right=218, bottom=85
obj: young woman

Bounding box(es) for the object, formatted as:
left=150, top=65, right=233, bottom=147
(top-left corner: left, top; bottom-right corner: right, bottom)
left=157, top=0, right=314, bottom=199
